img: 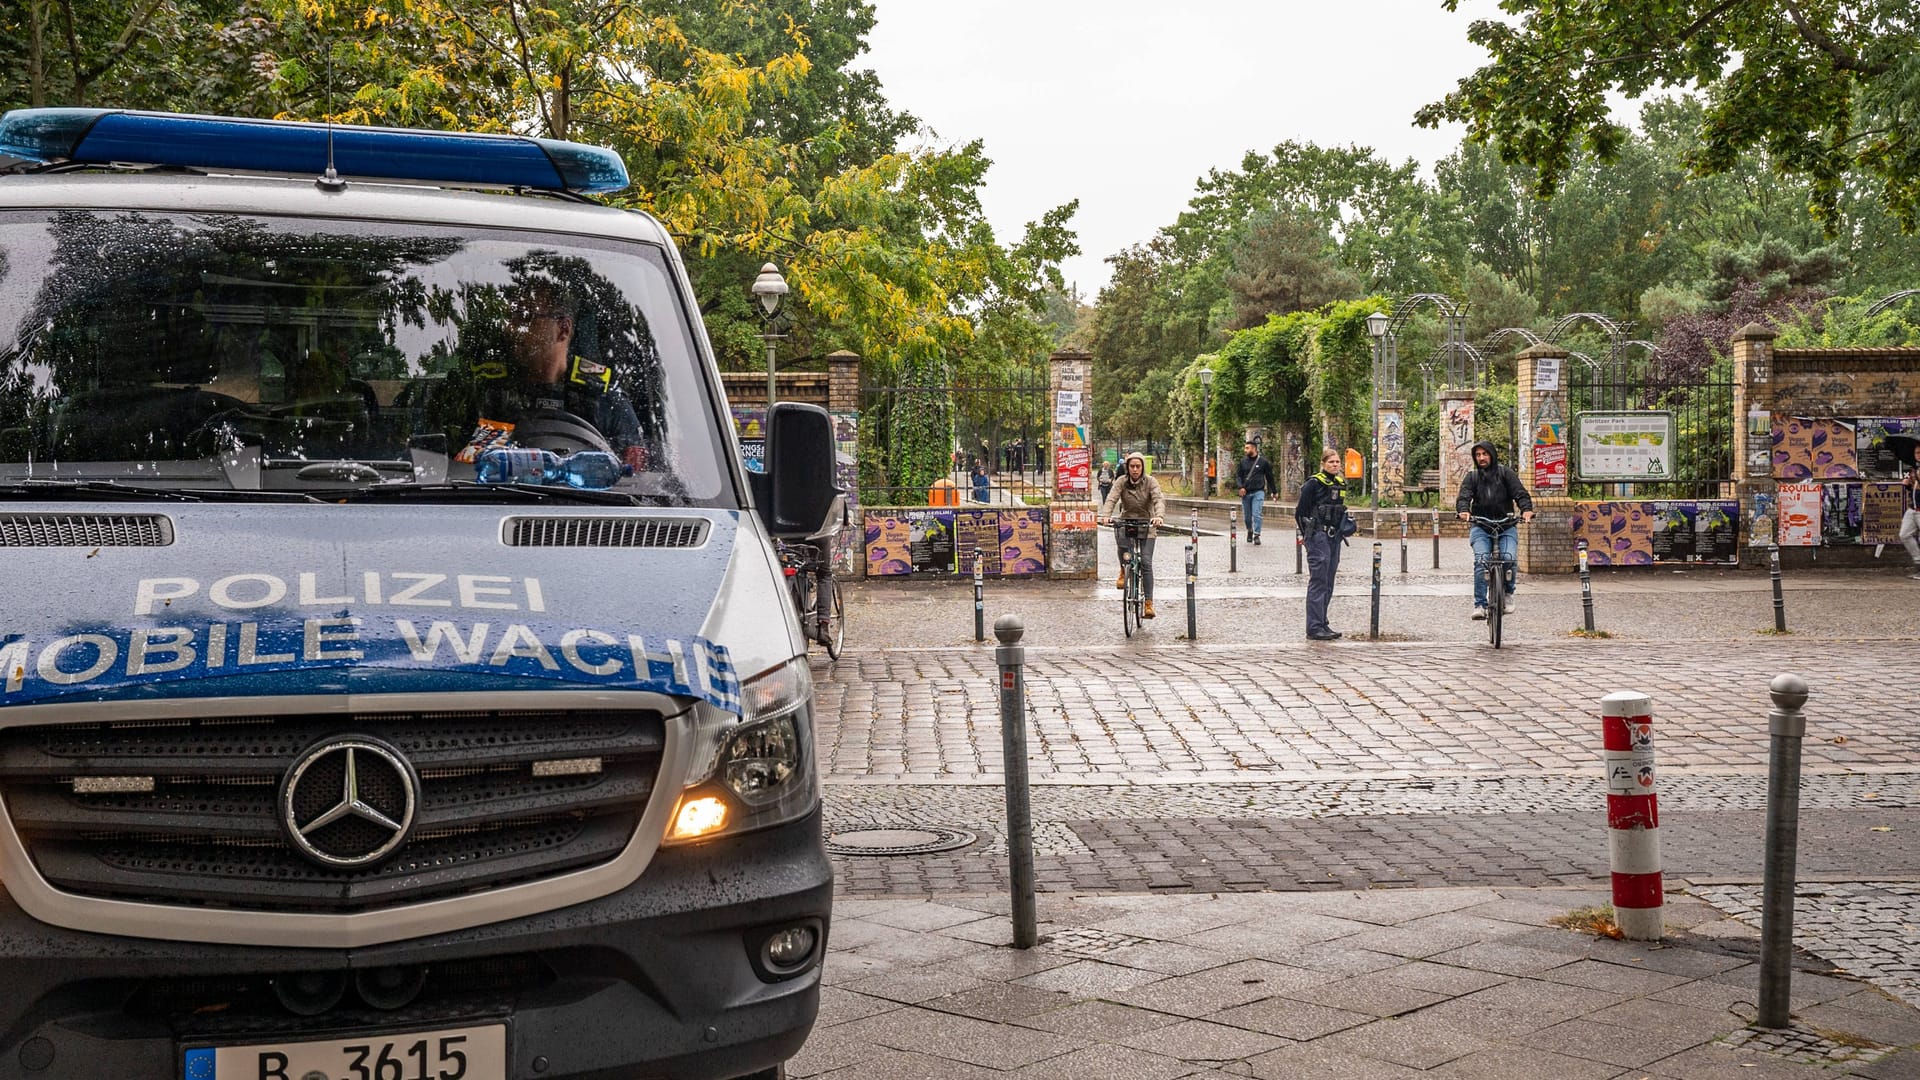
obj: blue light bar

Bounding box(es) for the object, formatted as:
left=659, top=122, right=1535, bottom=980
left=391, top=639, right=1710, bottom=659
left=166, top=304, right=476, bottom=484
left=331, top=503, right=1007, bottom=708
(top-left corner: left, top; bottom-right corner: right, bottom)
left=0, top=108, right=629, bottom=195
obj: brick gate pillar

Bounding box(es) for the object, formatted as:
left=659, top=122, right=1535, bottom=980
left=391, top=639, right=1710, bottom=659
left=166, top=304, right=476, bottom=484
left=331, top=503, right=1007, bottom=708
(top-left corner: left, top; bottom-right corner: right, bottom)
left=1048, top=349, right=1097, bottom=579
left=1438, top=387, right=1478, bottom=508
left=1730, top=323, right=1778, bottom=567
left=825, top=350, right=863, bottom=576
left=1515, top=344, right=1576, bottom=574
left=1274, top=423, right=1307, bottom=505
left=1375, top=400, right=1406, bottom=502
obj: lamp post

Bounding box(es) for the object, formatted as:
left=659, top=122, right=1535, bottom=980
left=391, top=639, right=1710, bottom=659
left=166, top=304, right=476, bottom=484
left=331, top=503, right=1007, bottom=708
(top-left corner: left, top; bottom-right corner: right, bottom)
left=751, top=262, right=789, bottom=408
left=1365, top=312, right=1391, bottom=521
left=1198, top=365, right=1215, bottom=496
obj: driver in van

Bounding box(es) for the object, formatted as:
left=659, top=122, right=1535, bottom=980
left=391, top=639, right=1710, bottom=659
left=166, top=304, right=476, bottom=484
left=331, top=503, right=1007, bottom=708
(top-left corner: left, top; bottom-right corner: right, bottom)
left=454, top=278, right=646, bottom=468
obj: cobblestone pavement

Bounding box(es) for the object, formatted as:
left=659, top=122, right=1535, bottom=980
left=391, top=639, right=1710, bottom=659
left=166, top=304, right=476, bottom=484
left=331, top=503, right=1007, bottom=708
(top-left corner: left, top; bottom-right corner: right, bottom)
left=815, top=641, right=1920, bottom=782
left=1693, top=883, right=1920, bottom=1010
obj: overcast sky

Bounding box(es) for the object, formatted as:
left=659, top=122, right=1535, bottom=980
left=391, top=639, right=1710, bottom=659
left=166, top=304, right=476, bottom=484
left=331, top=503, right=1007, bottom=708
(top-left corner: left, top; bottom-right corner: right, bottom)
left=863, top=0, right=1507, bottom=297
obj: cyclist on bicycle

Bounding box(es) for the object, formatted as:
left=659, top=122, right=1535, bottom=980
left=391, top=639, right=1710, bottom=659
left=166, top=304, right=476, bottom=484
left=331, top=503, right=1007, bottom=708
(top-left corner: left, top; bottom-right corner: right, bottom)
left=1099, top=451, right=1166, bottom=619
left=1455, top=440, right=1535, bottom=620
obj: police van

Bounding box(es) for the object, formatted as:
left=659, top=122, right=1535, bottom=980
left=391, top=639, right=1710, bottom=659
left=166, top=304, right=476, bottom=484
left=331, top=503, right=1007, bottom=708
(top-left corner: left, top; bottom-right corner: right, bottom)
left=0, top=109, right=838, bottom=1080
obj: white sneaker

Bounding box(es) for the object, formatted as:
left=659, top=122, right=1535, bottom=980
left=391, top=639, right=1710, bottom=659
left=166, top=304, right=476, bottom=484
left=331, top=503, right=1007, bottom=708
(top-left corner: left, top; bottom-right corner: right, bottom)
left=1472, top=606, right=1487, bottom=621
left=1502, top=596, right=1514, bottom=614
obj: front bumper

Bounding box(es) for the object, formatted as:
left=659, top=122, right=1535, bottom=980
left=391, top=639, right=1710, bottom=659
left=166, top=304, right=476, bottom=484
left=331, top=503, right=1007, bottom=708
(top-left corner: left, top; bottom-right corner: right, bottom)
left=0, top=808, right=832, bottom=1080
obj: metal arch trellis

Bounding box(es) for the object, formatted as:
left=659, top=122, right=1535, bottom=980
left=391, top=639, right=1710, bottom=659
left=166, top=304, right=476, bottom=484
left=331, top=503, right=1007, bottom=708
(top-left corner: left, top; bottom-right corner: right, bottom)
left=1547, top=312, right=1640, bottom=408
left=1378, top=293, right=1474, bottom=401
left=1864, top=289, right=1920, bottom=318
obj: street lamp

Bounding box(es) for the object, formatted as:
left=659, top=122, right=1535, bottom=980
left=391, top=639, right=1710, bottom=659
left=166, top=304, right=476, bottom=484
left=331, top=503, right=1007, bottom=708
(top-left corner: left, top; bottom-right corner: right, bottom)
left=1198, top=365, right=1215, bottom=496
left=750, top=262, right=789, bottom=408
left=1365, top=312, right=1392, bottom=519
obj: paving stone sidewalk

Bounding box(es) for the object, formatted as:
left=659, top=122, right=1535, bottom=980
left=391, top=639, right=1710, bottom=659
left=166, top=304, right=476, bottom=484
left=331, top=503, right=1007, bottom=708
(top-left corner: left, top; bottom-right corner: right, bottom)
left=799, top=887, right=1920, bottom=1079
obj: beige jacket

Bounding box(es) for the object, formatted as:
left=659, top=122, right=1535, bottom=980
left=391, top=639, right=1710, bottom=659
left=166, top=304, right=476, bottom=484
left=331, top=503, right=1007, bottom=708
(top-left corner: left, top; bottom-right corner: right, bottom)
left=1101, top=473, right=1166, bottom=520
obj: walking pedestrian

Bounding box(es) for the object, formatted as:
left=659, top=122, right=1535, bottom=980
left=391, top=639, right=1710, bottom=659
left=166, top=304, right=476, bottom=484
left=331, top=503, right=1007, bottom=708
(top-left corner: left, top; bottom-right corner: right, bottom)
left=1900, top=470, right=1920, bottom=578
left=1096, top=457, right=1116, bottom=506
left=1235, top=440, right=1276, bottom=544
left=1295, top=447, right=1351, bottom=640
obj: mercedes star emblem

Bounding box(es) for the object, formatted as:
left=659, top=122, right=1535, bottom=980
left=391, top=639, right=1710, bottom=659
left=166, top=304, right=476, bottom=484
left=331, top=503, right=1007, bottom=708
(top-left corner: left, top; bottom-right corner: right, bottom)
left=279, top=737, right=419, bottom=868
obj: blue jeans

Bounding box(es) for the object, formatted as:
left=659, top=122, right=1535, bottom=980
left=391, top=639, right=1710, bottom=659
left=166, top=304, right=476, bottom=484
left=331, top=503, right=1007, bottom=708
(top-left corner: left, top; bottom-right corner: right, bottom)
left=1241, top=490, right=1265, bottom=537
left=1470, top=522, right=1519, bottom=608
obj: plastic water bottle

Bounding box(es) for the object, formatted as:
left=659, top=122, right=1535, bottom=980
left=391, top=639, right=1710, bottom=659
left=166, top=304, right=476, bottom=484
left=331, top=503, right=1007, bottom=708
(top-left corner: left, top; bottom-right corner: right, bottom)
left=475, top=448, right=560, bottom=485
left=560, top=451, right=625, bottom=490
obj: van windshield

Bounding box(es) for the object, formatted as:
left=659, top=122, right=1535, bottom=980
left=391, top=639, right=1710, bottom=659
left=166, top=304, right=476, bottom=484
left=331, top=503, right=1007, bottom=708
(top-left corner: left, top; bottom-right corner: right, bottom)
left=0, top=209, right=731, bottom=504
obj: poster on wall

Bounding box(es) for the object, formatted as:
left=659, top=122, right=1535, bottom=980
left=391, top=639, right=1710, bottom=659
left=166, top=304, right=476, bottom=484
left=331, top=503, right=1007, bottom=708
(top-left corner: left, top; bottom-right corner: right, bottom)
left=1532, top=420, right=1567, bottom=492
left=1572, top=501, right=1738, bottom=565
left=1861, top=482, right=1906, bottom=544
left=1821, top=483, right=1862, bottom=546
left=863, top=512, right=913, bottom=575
left=999, top=508, right=1048, bottom=575
left=731, top=406, right=766, bottom=473
left=1055, top=445, right=1091, bottom=497
left=1771, top=417, right=1859, bottom=480
left=1856, top=418, right=1920, bottom=477
left=1749, top=491, right=1778, bottom=546
left=1054, top=391, right=1083, bottom=424
left=1577, top=412, right=1674, bottom=481
left=953, top=509, right=1002, bottom=574
left=907, top=509, right=957, bottom=572
left=1776, top=482, right=1823, bottom=547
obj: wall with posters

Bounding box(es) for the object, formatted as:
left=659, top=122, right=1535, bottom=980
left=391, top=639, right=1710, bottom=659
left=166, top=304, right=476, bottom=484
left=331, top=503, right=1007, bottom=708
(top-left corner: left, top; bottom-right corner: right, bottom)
left=1572, top=500, right=1740, bottom=566
left=1731, top=329, right=1920, bottom=568
left=865, top=507, right=1049, bottom=577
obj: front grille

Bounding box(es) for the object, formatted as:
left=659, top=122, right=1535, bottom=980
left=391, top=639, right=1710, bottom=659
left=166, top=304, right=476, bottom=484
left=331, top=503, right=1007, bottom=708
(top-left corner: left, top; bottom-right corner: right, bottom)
left=505, top=516, right=708, bottom=548
left=0, top=513, right=173, bottom=546
left=0, top=709, right=664, bottom=914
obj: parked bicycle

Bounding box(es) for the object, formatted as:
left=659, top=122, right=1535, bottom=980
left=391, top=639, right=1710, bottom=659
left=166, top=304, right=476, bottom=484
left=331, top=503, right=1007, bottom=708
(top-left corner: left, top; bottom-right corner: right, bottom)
left=1470, top=514, right=1522, bottom=648
left=779, top=540, right=844, bottom=658
left=1109, top=517, right=1155, bottom=637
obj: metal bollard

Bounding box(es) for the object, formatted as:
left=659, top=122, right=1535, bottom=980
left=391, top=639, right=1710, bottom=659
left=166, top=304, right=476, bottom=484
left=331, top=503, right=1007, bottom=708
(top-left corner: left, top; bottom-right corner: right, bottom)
left=1769, top=542, right=1787, bottom=632
left=1190, top=509, right=1200, bottom=547
left=1399, top=510, right=1408, bottom=574
left=972, top=549, right=985, bottom=643
left=994, top=616, right=1037, bottom=949
left=1185, top=542, right=1198, bottom=641
left=1758, top=673, right=1810, bottom=1028
left=1229, top=509, right=1238, bottom=573
left=1369, top=541, right=1382, bottom=641
left=1602, top=691, right=1663, bottom=940
left=1578, top=541, right=1596, bottom=633
left=1431, top=509, right=1441, bottom=569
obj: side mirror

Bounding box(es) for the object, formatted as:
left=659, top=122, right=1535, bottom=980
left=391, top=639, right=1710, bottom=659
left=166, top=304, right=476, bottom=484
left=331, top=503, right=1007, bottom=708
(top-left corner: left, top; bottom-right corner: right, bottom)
left=761, top=402, right=840, bottom=538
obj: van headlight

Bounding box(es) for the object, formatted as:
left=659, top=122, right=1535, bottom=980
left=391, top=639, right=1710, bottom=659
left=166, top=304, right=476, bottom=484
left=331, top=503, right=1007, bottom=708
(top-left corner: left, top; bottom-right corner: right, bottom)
left=666, top=657, right=817, bottom=844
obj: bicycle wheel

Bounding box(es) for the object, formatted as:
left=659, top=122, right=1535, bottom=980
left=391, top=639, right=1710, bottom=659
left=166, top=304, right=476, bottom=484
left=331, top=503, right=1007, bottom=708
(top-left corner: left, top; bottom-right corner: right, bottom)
left=1121, top=553, right=1136, bottom=638
left=794, top=572, right=818, bottom=648
left=822, top=573, right=845, bottom=659
left=1487, top=559, right=1504, bottom=649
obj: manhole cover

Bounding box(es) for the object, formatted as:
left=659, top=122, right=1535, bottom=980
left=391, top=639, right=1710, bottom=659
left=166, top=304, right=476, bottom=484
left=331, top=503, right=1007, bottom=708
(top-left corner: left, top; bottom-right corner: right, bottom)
left=825, top=827, right=977, bottom=856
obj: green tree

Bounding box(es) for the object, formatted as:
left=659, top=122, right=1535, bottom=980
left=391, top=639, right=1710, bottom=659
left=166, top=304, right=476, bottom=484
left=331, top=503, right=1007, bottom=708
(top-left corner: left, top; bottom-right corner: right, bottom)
left=1419, top=0, right=1920, bottom=232
left=1222, top=210, right=1361, bottom=329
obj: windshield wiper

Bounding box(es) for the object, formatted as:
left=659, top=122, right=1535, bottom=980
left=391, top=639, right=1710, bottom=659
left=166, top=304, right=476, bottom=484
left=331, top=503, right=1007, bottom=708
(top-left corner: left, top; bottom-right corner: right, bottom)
left=0, top=481, right=323, bottom=503
left=327, top=481, right=643, bottom=506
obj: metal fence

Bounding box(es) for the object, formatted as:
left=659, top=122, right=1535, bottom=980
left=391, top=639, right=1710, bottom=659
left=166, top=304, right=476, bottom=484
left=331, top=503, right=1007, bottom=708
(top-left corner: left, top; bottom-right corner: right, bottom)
left=1565, top=367, right=1736, bottom=500
left=858, top=377, right=1054, bottom=508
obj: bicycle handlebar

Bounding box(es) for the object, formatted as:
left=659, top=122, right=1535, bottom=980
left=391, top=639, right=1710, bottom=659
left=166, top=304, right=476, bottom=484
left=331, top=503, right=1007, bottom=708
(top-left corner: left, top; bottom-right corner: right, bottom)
left=1469, top=514, right=1523, bottom=529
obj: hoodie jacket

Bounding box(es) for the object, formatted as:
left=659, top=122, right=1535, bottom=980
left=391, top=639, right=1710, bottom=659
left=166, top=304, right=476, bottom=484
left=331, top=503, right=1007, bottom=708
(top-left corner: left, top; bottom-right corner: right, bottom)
left=1102, top=454, right=1166, bottom=520
left=1455, top=440, right=1534, bottom=518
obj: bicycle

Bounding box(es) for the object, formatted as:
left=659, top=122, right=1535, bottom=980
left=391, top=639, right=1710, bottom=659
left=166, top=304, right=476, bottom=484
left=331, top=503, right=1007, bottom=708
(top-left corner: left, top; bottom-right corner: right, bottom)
left=1470, top=514, right=1522, bottom=649
left=1109, top=517, right=1155, bottom=637
left=778, top=540, right=844, bottom=659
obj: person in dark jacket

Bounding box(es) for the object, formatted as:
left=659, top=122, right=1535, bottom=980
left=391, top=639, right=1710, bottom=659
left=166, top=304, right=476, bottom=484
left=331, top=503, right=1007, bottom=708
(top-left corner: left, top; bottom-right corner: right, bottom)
left=1235, top=440, right=1276, bottom=544
left=1455, top=440, right=1535, bottom=619
left=1294, top=447, right=1347, bottom=640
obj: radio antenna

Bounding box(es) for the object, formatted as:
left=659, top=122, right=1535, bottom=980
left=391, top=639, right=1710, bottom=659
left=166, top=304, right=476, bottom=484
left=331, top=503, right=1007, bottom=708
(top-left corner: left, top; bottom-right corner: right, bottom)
left=316, top=51, right=346, bottom=192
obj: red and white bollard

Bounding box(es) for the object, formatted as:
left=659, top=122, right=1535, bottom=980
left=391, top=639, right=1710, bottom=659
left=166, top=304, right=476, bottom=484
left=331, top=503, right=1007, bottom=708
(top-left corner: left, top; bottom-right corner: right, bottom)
left=1602, top=691, right=1663, bottom=939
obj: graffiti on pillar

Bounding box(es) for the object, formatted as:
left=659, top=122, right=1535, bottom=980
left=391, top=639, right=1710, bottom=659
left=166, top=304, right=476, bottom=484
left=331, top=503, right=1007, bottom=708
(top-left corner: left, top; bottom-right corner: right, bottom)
left=1282, top=427, right=1305, bottom=498
left=831, top=411, right=860, bottom=574
left=1378, top=410, right=1406, bottom=500
left=1442, top=397, right=1477, bottom=496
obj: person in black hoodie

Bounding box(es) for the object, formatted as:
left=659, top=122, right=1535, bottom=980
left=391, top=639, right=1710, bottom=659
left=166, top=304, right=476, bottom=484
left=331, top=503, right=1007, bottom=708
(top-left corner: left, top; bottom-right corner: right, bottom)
left=1295, top=447, right=1348, bottom=640
left=1455, top=440, right=1534, bottom=619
